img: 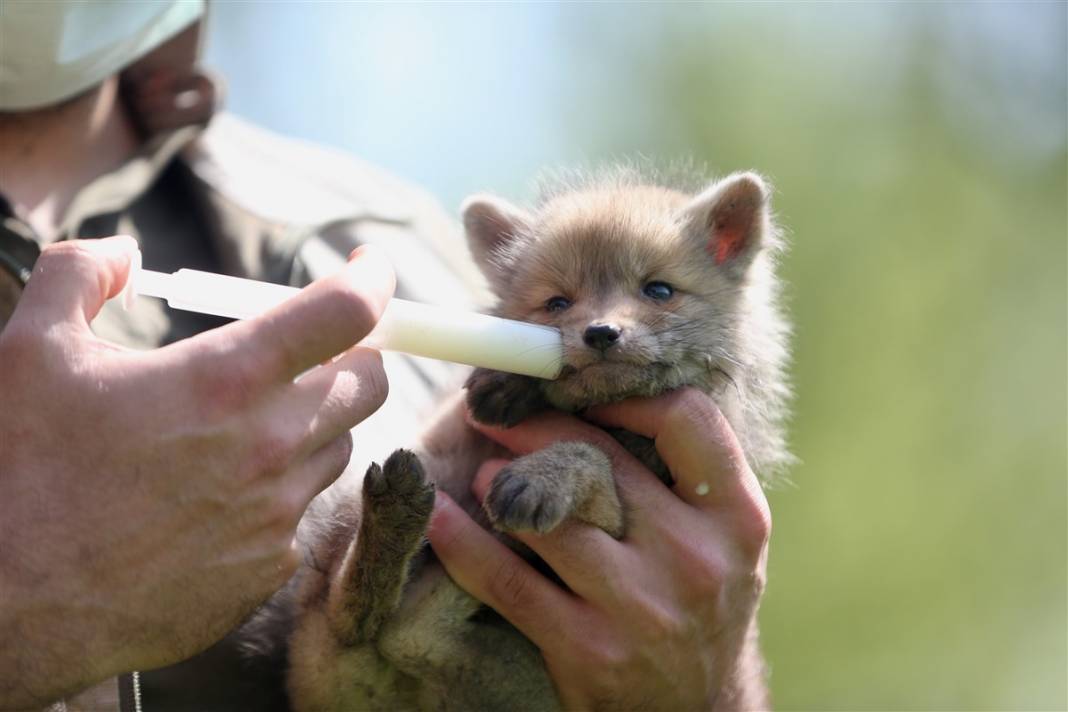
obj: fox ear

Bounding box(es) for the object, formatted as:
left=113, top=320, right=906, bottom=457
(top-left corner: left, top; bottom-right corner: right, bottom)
left=461, top=194, right=532, bottom=291
left=681, top=172, right=771, bottom=279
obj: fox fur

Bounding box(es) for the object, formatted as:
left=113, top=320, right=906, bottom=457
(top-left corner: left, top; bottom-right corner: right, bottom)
left=281, top=167, right=793, bottom=711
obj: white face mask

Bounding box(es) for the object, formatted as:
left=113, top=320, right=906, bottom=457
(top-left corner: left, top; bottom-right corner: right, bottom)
left=0, top=0, right=204, bottom=111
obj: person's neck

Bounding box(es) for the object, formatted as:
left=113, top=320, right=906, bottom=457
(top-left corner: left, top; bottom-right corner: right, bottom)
left=0, top=77, right=141, bottom=241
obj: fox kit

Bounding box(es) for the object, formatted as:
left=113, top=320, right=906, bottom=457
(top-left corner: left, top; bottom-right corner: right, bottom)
left=284, top=169, right=791, bottom=710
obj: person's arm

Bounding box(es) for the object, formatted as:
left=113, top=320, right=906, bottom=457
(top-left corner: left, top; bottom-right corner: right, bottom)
left=0, top=236, right=395, bottom=709
left=427, top=389, right=771, bottom=710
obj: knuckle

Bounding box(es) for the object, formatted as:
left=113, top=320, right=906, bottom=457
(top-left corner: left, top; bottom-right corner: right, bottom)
left=267, top=489, right=307, bottom=532
left=631, top=594, right=688, bottom=641
left=666, top=387, right=716, bottom=429
left=263, top=501, right=296, bottom=535
left=190, top=346, right=267, bottom=417
left=745, top=568, right=768, bottom=599
left=326, top=433, right=355, bottom=475
left=246, top=425, right=299, bottom=480
left=38, top=240, right=93, bottom=268
left=582, top=637, right=628, bottom=672
left=226, top=347, right=275, bottom=396
left=734, top=492, right=773, bottom=557
left=488, top=559, right=532, bottom=610
left=673, top=540, right=727, bottom=599
left=231, top=344, right=278, bottom=388
left=305, top=435, right=353, bottom=492
left=723, top=567, right=767, bottom=614
left=36, top=242, right=105, bottom=292
left=358, top=353, right=389, bottom=410
left=692, top=566, right=725, bottom=602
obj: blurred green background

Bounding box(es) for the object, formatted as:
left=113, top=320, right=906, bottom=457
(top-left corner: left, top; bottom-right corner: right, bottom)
left=206, top=3, right=1067, bottom=709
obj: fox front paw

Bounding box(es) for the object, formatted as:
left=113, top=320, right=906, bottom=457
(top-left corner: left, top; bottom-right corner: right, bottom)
left=483, top=441, right=622, bottom=538
left=484, top=462, right=570, bottom=534
left=465, top=368, right=548, bottom=428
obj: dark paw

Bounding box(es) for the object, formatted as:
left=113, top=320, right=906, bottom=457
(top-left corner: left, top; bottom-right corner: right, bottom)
left=484, top=465, right=569, bottom=534
left=342, top=450, right=435, bottom=644
left=364, top=449, right=435, bottom=516
left=465, top=368, right=547, bottom=427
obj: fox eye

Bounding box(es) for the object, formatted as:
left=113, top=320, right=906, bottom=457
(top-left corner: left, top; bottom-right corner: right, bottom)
left=545, top=296, right=572, bottom=312
left=642, top=281, right=674, bottom=301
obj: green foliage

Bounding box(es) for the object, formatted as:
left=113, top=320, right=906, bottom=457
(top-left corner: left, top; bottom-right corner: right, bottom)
left=565, top=4, right=1067, bottom=708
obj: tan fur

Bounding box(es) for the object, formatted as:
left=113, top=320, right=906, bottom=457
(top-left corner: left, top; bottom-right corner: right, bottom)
left=283, top=170, right=792, bottom=710
left=475, top=173, right=791, bottom=478
left=482, top=440, right=622, bottom=537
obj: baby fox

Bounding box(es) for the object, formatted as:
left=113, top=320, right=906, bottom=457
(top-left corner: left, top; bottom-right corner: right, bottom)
left=285, top=169, right=792, bottom=710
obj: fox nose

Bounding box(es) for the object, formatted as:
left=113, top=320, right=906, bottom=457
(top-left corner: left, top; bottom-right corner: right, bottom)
left=583, top=323, right=622, bottom=351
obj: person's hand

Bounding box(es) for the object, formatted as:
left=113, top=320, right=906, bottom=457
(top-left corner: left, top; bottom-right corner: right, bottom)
left=428, top=389, right=772, bottom=711
left=0, top=236, right=394, bottom=708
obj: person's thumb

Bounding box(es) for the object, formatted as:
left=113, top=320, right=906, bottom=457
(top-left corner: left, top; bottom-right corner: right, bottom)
left=15, top=236, right=138, bottom=329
